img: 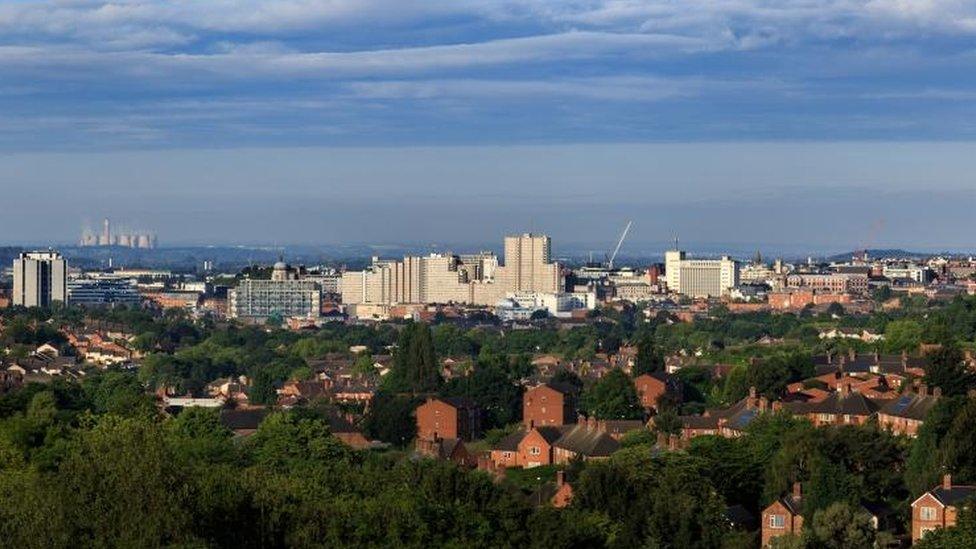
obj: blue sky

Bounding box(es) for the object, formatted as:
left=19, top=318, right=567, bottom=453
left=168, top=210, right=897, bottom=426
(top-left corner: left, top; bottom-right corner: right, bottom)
left=1, top=1, right=975, bottom=250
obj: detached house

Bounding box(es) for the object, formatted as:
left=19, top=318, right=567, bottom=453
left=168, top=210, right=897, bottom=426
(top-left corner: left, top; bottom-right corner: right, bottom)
left=523, top=382, right=578, bottom=427
left=762, top=482, right=804, bottom=547
left=415, top=397, right=482, bottom=442
left=634, top=371, right=682, bottom=411
left=912, top=474, right=976, bottom=542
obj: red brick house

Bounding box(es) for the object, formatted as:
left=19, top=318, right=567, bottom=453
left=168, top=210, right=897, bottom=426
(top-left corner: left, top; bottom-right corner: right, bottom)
left=533, top=470, right=574, bottom=508
left=551, top=470, right=574, bottom=508
left=911, top=474, right=976, bottom=542
left=490, top=416, right=621, bottom=468
left=634, top=371, right=681, bottom=411
left=783, top=383, right=882, bottom=427
left=878, top=386, right=941, bottom=437
left=523, top=382, right=578, bottom=427
left=677, top=388, right=776, bottom=440
left=415, top=435, right=476, bottom=467
left=517, top=426, right=564, bottom=468
left=415, top=397, right=482, bottom=442
left=761, top=482, right=804, bottom=547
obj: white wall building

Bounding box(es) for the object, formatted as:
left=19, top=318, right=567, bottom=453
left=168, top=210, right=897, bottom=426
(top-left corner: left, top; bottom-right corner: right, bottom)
left=665, top=249, right=739, bottom=297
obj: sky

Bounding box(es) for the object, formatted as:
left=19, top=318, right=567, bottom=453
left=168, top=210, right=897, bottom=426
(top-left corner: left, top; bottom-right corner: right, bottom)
left=1, top=1, right=975, bottom=252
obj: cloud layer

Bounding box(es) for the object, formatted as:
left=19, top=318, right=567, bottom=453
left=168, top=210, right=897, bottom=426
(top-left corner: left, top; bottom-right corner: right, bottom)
left=2, top=0, right=976, bottom=148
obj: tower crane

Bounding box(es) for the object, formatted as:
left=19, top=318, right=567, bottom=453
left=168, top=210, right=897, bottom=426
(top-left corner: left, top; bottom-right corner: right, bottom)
left=606, top=220, right=632, bottom=270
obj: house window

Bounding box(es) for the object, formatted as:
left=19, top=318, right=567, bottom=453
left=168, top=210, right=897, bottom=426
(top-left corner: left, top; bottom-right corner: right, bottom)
left=530, top=446, right=541, bottom=456
left=769, top=515, right=785, bottom=529
left=920, top=507, right=937, bottom=521
left=819, top=414, right=833, bottom=423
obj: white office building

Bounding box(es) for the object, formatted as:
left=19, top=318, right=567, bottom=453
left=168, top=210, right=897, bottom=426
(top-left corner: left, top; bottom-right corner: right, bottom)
left=12, top=251, right=67, bottom=307
left=665, top=249, right=739, bottom=297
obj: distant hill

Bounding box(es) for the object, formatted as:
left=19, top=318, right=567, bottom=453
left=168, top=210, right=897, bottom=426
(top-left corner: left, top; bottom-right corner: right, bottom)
left=825, top=249, right=933, bottom=262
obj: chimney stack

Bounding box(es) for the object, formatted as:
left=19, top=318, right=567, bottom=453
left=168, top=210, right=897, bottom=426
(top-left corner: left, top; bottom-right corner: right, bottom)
left=556, top=470, right=566, bottom=487
left=919, top=384, right=927, bottom=397
left=668, top=434, right=679, bottom=451
left=749, top=386, right=757, bottom=399
left=933, top=387, right=943, bottom=398
left=793, top=481, right=802, bottom=500
left=944, top=473, right=952, bottom=490
left=849, top=348, right=856, bottom=361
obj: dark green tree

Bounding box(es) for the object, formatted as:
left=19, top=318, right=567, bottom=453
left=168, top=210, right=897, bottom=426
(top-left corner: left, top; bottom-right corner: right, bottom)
left=632, top=335, right=664, bottom=376
left=582, top=369, right=642, bottom=420
left=924, top=344, right=976, bottom=397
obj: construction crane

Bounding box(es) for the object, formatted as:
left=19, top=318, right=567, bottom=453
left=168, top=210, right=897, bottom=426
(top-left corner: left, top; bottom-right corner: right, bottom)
left=606, top=220, right=632, bottom=270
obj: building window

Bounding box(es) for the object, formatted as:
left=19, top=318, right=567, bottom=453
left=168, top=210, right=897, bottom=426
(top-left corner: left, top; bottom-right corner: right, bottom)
left=769, top=515, right=785, bottom=529
left=920, top=507, right=937, bottom=521
left=530, top=446, right=541, bottom=456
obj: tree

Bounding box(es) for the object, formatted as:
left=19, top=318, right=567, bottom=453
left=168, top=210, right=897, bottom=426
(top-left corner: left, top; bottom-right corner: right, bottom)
left=885, top=319, right=923, bottom=353
left=633, top=336, right=664, bottom=376
left=924, top=344, right=976, bottom=397
left=363, top=391, right=419, bottom=446
left=805, top=502, right=876, bottom=549
left=939, top=398, right=976, bottom=484
left=582, top=369, right=642, bottom=420
left=383, top=323, right=442, bottom=394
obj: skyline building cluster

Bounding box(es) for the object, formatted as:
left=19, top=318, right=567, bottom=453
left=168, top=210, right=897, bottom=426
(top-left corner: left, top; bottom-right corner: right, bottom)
left=341, top=234, right=562, bottom=315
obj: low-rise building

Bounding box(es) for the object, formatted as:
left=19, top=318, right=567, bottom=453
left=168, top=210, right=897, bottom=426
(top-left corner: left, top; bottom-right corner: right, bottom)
left=762, top=482, right=804, bottom=547
left=415, top=397, right=482, bottom=442
left=912, top=474, right=976, bottom=542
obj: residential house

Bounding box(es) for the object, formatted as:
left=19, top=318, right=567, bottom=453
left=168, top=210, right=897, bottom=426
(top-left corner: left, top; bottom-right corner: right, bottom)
left=490, top=416, right=622, bottom=468
left=415, top=397, right=482, bottom=442
left=677, top=388, right=777, bottom=440
left=878, top=386, right=941, bottom=437
left=762, top=482, right=804, bottom=547
left=523, top=382, right=579, bottom=427
left=415, top=435, right=476, bottom=467
left=912, top=474, right=976, bottom=542
left=551, top=417, right=620, bottom=464
left=634, top=371, right=682, bottom=411
left=532, top=470, right=574, bottom=508
left=219, top=408, right=270, bottom=437
left=784, top=383, right=883, bottom=426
